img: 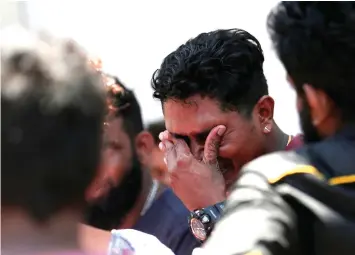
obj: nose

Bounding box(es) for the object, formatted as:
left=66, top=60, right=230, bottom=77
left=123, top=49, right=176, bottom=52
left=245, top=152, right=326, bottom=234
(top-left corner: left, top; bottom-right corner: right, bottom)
left=190, top=140, right=204, bottom=161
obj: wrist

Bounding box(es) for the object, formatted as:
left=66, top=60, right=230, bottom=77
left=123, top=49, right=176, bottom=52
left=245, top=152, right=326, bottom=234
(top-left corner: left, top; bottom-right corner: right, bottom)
left=188, top=201, right=225, bottom=242
left=197, top=192, right=226, bottom=211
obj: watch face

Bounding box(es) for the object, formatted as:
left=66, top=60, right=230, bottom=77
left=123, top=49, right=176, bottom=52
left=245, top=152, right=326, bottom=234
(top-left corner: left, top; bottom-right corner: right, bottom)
left=190, top=218, right=207, bottom=241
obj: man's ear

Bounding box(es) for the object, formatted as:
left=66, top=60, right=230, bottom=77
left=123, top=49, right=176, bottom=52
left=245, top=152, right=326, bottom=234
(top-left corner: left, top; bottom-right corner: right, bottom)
left=303, top=84, right=332, bottom=127
left=135, top=131, right=156, bottom=166
left=255, top=95, right=275, bottom=134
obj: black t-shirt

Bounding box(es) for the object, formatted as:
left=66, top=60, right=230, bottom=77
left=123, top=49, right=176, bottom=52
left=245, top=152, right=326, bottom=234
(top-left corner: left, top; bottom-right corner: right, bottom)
left=134, top=188, right=200, bottom=255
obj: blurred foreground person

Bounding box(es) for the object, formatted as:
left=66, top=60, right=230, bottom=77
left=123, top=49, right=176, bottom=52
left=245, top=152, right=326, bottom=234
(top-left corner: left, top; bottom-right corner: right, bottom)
left=198, top=2, right=355, bottom=255
left=153, top=28, right=302, bottom=242
left=1, top=27, right=105, bottom=254
left=80, top=73, right=198, bottom=254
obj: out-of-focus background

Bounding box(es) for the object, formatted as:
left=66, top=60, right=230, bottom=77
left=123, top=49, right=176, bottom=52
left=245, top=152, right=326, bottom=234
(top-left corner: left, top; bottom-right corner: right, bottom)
left=1, top=0, right=300, bottom=134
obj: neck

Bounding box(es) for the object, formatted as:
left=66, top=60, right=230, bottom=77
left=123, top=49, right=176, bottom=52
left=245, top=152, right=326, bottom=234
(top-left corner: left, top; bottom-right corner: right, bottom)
left=118, top=168, right=154, bottom=228
left=2, top=208, right=80, bottom=254
left=265, top=123, right=290, bottom=153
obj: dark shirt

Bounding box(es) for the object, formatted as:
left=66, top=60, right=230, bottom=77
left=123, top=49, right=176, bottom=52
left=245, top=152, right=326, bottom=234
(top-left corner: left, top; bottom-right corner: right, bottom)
left=134, top=189, right=200, bottom=255
left=132, top=134, right=303, bottom=255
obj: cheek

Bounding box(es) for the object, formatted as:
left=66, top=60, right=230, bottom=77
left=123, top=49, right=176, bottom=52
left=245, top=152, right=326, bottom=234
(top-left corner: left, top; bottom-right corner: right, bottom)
left=218, top=131, right=243, bottom=159
left=218, top=127, right=262, bottom=164
left=101, top=150, right=130, bottom=184
left=152, top=150, right=166, bottom=171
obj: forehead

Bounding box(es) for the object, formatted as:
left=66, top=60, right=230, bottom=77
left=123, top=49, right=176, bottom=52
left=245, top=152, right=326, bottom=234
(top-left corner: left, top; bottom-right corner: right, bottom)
left=104, top=117, right=130, bottom=141
left=163, top=95, right=233, bottom=136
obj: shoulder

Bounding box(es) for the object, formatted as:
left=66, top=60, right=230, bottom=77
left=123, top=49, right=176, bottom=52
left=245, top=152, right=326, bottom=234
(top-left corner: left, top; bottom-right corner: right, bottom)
left=146, top=188, right=190, bottom=217
left=241, top=150, right=323, bottom=184
left=134, top=188, right=190, bottom=236
left=134, top=189, right=199, bottom=254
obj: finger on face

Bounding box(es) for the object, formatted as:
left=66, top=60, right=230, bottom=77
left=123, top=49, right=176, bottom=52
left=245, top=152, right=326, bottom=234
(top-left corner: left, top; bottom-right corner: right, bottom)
left=159, top=130, right=173, bottom=141
left=174, top=139, right=191, bottom=157
left=159, top=142, right=165, bottom=152
left=159, top=139, right=172, bottom=153
left=204, top=125, right=226, bottom=165
left=163, top=140, right=177, bottom=170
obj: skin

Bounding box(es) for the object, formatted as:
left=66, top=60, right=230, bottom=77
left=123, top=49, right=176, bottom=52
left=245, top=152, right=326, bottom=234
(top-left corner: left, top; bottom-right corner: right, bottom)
left=163, top=95, right=288, bottom=188
left=81, top=117, right=166, bottom=253
left=3, top=209, right=81, bottom=254
left=147, top=146, right=167, bottom=183
left=135, top=131, right=168, bottom=183
left=86, top=117, right=133, bottom=201
left=159, top=94, right=290, bottom=210
left=288, top=76, right=342, bottom=139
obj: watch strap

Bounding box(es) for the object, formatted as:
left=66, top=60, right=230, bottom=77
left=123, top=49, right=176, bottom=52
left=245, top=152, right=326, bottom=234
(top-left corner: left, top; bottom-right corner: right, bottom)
left=203, top=201, right=225, bottom=221
left=189, top=201, right=226, bottom=242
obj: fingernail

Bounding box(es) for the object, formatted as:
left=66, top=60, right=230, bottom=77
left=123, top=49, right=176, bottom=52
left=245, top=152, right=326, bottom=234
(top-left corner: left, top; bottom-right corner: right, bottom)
left=217, top=126, right=226, bottom=136
left=163, top=132, right=168, bottom=140
left=163, top=157, right=167, bottom=165
left=159, top=142, right=165, bottom=150
left=159, top=132, right=164, bottom=141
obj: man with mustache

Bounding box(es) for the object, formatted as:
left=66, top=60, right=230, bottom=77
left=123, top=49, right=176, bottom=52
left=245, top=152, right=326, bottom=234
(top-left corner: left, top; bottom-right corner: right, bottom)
left=81, top=73, right=200, bottom=255
left=152, top=28, right=302, bottom=241
left=196, top=2, right=355, bottom=255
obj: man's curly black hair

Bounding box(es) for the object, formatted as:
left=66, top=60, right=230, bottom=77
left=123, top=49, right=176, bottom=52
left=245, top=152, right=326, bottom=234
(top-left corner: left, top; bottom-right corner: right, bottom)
left=152, top=29, right=268, bottom=116
left=268, top=2, right=355, bottom=122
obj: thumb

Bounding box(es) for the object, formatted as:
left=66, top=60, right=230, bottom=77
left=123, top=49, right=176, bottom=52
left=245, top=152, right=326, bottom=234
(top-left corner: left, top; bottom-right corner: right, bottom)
left=203, top=125, right=226, bottom=165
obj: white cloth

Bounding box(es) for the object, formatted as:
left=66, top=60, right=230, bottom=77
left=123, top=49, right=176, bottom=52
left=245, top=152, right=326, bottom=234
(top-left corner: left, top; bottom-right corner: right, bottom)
left=107, top=229, right=175, bottom=255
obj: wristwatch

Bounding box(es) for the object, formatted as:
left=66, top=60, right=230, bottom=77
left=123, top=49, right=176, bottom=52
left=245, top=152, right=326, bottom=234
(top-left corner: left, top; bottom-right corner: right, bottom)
left=188, top=202, right=225, bottom=242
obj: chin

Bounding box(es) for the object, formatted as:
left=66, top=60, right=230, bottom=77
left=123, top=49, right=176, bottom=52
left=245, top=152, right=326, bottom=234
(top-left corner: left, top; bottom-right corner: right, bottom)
left=221, top=160, right=241, bottom=192
left=223, top=170, right=239, bottom=191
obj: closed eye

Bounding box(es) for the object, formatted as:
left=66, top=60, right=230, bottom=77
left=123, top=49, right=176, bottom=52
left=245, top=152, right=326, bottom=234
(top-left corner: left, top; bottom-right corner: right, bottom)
left=195, top=131, right=210, bottom=145
left=173, top=134, right=190, bottom=146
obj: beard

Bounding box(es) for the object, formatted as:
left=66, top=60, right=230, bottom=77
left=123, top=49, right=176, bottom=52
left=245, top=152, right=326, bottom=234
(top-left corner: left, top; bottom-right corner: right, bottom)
left=83, top=153, right=142, bottom=230
left=299, top=100, right=322, bottom=143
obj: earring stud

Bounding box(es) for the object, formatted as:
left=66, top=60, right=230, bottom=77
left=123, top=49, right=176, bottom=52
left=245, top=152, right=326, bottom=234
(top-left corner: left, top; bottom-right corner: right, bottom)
left=264, top=127, right=270, bottom=132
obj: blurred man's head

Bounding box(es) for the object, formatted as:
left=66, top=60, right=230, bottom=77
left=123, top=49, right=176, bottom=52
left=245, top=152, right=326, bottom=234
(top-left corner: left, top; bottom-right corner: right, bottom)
left=1, top=28, right=105, bottom=223
left=152, top=29, right=273, bottom=187
left=268, top=2, right=355, bottom=142
left=84, top=75, right=145, bottom=230
left=145, top=120, right=167, bottom=181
